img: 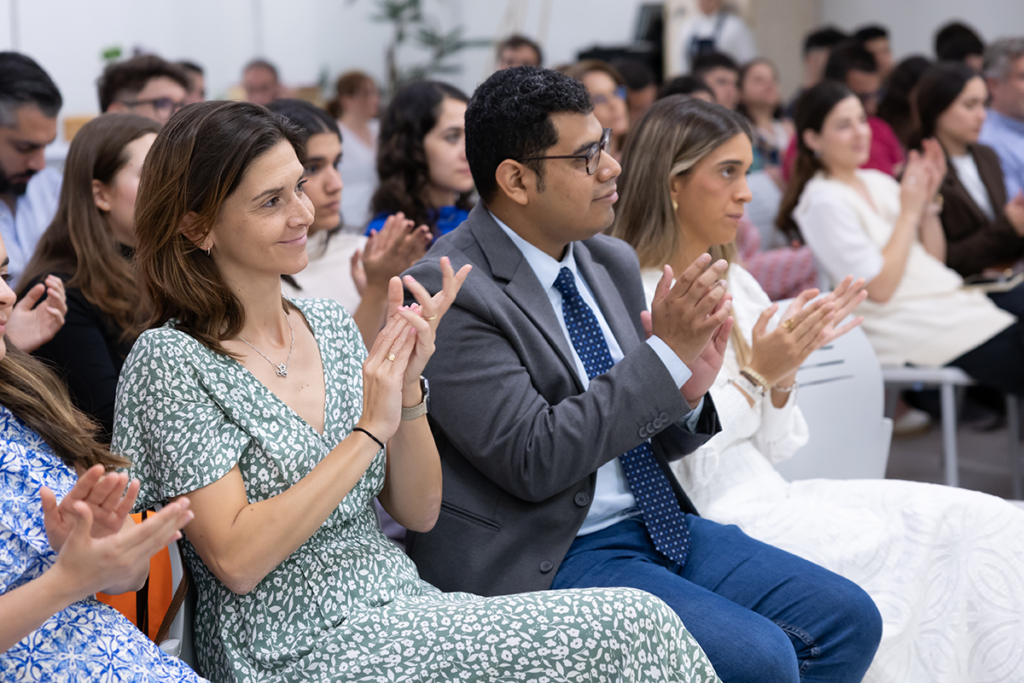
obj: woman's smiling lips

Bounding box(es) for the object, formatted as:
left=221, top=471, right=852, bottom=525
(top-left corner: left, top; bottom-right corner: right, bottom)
left=279, top=233, right=308, bottom=247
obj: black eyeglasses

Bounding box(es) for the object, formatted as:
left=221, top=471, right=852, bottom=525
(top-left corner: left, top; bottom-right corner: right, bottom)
left=517, top=128, right=612, bottom=176
left=120, top=97, right=185, bottom=115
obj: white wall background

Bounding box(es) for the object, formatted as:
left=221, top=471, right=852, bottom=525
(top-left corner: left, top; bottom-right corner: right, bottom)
left=1, top=0, right=1022, bottom=141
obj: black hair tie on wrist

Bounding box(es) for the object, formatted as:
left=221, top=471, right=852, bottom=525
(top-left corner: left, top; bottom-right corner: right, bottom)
left=352, top=427, right=385, bottom=451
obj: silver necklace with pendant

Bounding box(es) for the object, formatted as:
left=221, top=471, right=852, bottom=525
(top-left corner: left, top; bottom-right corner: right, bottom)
left=238, top=314, right=295, bottom=378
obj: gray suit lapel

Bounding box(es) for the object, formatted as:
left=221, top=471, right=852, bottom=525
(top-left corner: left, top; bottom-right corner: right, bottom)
left=468, top=207, right=583, bottom=390
left=575, top=243, right=641, bottom=355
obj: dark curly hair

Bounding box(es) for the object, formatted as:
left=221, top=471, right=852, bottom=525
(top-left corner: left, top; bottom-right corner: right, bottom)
left=466, top=66, right=593, bottom=204
left=97, top=54, right=189, bottom=112
left=370, top=80, right=470, bottom=233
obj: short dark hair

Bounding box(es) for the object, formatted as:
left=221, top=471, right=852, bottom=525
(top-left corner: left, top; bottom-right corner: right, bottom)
left=938, top=35, right=985, bottom=63
left=465, top=66, right=592, bottom=204
left=0, top=52, right=62, bottom=126
left=266, top=98, right=340, bottom=142
left=97, top=55, right=189, bottom=112
left=692, top=52, right=739, bottom=77
left=824, top=42, right=878, bottom=81
left=935, top=22, right=983, bottom=58
left=657, top=75, right=712, bottom=101
left=497, top=34, right=543, bottom=66
left=803, top=27, right=848, bottom=55
left=175, top=60, right=204, bottom=76
left=613, top=60, right=655, bottom=91
left=854, top=25, right=889, bottom=44
left=244, top=58, right=279, bottom=79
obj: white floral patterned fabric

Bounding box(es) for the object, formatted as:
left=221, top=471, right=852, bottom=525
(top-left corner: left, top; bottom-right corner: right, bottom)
left=113, top=298, right=720, bottom=683
left=0, top=405, right=205, bottom=682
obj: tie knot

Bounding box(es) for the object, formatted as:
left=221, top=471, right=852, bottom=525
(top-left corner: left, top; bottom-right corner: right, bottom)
left=554, top=267, right=579, bottom=299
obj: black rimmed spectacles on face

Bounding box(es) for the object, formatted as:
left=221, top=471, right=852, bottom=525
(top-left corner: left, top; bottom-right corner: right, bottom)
left=120, top=97, right=186, bottom=115
left=517, top=128, right=612, bottom=176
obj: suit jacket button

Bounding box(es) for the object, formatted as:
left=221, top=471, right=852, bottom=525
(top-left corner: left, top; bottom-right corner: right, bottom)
left=647, top=422, right=654, bottom=432
left=539, top=561, right=554, bottom=573
left=638, top=426, right=648, bottom=438
left=574, top=492, right=590, bottom=506
left=660, top=412, right=669, bottom=422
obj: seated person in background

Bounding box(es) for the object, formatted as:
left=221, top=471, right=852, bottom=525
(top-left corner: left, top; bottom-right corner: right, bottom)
left=0, top=231, right=198, bottom=681
left=670, top=0, right=756, bottom=76
left=935, top=21, right=986, bottom=73
left=98, top=55, right=189, bottom=125
left=0, top=52, right=63, bottom=285
left=853, top=25, right=893, bottom=80
left=176, top=60, right=205, bottom=105
left=19, top=114, right=159, bottom=441
left=979, top=38, right=1024, bottom=200
left=781, top=81, right=1024, bottom=398
left=659, top=74, right=715, bottom=102
left=693, top=51, right=740, bottom=110
left=113, top=99, right=715, bottom=683
left=737, top=58, right=792, bottom=247
left=325, top=71, right=381, bottom=231
left=735, top=215, right=819, bottom=301
left=495, top=33, right=543, bottom=70
left=367, top=81, right=473, bottom=239
left=787, top=26, right=848, bottom=115
left=268, top=100, right=429, bottom=351
left=916, top=62, right=1024, bottom=285
left=783, top=43, right=903, bottom=179
left=560, top=60, right=631, bottom=159
left=613, top=94, right=1024, bottom=683
left=614, top=59, right=658, bottom=126
left=404, top=65, right=881, bottom=683
left=241, top=58, right=285, bottom=105
left=876, top=55, right=932, bottom=150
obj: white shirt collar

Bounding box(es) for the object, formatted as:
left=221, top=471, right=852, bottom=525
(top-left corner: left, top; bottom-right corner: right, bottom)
left=489, top=210, right=578, bottom=291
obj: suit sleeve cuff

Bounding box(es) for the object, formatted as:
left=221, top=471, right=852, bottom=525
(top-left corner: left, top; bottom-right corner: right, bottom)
left=646, top=336, right=693, bottom=389
left=682, top=396, right=704, bottom=432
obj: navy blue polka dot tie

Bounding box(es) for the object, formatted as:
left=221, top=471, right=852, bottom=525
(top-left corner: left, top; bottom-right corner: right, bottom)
left=553, top=267, right=690, bottom=566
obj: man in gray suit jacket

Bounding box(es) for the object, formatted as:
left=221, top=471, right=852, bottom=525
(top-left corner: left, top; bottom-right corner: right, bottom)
left=404, top=66, right=881, bottom=683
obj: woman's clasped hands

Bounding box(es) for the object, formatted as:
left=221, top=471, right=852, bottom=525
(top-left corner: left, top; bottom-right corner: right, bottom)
left=356, top=256, right=471, bottom=441
left=746, top=275, right=867, bottom=392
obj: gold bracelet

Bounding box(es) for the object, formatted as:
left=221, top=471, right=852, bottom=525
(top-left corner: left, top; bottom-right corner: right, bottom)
left=772, top=382, right=797, bottom=393
left=739, top=366, right=770, bottom=394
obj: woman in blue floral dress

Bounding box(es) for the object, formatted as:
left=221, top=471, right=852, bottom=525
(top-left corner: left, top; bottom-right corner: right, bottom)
left=0, top=232, right=200, bottom=681
left=113, top=100, right=719, bottom=682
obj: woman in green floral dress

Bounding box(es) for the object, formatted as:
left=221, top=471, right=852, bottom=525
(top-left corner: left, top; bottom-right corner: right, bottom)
left=113, top=101, right=719, bottom=683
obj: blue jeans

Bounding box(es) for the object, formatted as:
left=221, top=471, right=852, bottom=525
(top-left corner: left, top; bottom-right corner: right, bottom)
left=552, top=516, right=881, bottom=683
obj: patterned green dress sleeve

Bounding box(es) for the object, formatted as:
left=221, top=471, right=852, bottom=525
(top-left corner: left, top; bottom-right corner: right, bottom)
left=112, top=299, right=720, bottom=683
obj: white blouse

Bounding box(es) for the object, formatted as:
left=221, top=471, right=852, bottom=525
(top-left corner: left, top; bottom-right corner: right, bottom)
left=339, top=119, right=379, bottom=232
left=795, top=170, right=1013, bottom=366
left=641, top=264, right=808, bottom=513
left=282, top=229, right=367, bottom=314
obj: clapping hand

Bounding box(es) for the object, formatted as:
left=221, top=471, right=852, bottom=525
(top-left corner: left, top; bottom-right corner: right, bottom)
left=816, top=275, right=867, bottom=345
left=1005, top=191, right=1024, bottom=237
left=7, top=275, right=66, bottom=352
left=351, top=213, right=432, bottom=296
left=42, top=465, right=143, bottom=552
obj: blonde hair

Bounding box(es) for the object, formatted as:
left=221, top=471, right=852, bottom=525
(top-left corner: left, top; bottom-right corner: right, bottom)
left=611, top=95, right=753, bottom=365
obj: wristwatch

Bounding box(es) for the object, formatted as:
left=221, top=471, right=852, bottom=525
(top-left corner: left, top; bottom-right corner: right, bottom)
left=401, top=376, right=429, bottom=421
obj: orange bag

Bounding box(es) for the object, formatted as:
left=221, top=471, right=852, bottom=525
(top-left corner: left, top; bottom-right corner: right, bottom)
left=96, top=511, right=174, bottom=642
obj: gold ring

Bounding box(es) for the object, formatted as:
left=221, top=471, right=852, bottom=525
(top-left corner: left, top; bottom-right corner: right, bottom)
left=782, top=319, right=794, bottom=331
left=423, top=314, right=438, bottom=321
left=387, top=353, right=396, bottom=362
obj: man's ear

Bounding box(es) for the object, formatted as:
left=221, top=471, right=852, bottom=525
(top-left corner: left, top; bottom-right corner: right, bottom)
left=494, top=159, right=532, bottom=207
left=179, top=212, right=209, bottom=250
left=92, top=179, right=111, bottom=213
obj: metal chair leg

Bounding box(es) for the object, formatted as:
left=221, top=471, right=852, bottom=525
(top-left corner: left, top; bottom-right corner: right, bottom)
left=1008, top=394, right=1022, bottom=500
left=940, top=382, right=959, bottom=487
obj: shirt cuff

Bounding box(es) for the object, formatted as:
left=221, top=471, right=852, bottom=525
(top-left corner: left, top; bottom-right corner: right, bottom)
left=647, top=336, right=693, bottom=389
left=683, top=396, right=704, bottom=432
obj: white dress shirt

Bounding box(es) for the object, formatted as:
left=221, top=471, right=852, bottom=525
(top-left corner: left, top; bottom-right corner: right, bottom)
left=491, top=212, right=702, bottom=535
left=0, top=167, right=62, bottom=286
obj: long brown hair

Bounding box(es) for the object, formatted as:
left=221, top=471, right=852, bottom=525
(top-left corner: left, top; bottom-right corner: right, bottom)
left=776, top=81, right=853, bottom=242
left=0, top=343, right=126, bottom=469
left=325, top=70, right=374, bottom=119
left=134, top=101, right=305, bottom=357
left=611, top=95, right=754, bottom=365
left=19, top=114, right=160, bottom=336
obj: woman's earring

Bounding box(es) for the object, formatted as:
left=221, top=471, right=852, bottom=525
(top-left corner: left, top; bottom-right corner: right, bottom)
left=204, top=245, right=211, bottom=256
left=672, top=199, right=679, bottom=211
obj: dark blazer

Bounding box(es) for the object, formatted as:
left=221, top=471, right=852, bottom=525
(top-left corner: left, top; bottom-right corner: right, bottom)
left=404, top=205, right=720, bottom=597
left=940, top=143, right=1024, bottom=277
